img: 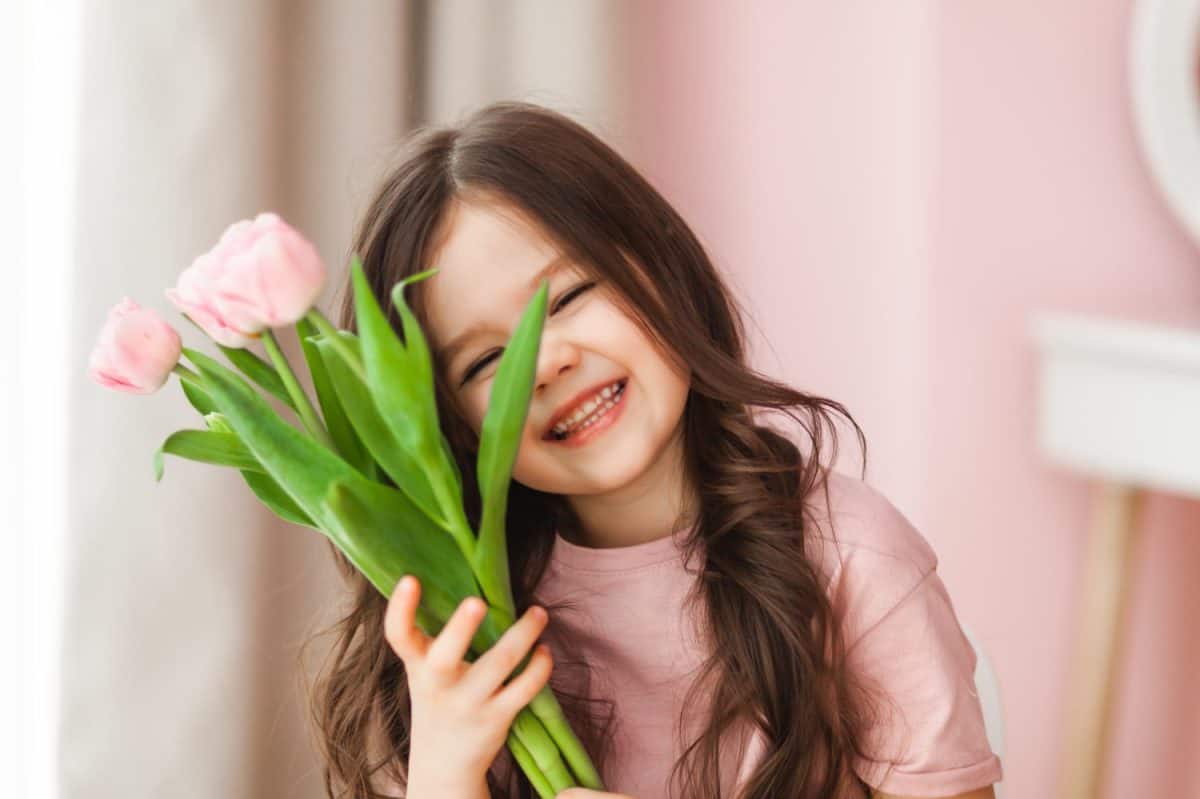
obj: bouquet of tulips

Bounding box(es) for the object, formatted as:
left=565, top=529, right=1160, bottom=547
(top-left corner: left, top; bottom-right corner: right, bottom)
left=87, top=212, right=603, bottom=798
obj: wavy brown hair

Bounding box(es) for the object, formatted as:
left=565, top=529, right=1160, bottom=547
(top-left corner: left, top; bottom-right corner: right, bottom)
left=300, top=101, right=895, bottom=798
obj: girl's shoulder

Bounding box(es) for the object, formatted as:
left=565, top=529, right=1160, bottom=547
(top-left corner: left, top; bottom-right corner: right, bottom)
left=803, top=468, right=941, bottom=647
left=807, top=468, right=937, bottom=570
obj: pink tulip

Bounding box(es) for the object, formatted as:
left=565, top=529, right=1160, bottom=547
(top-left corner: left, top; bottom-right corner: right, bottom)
left=165, top=212, right=326, bottom=348
left=87, top=297, right=182, bottom=394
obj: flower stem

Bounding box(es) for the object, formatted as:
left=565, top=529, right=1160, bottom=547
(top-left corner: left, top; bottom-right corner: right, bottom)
left=529, top=686, right=604, bottom=789
left=172, top=363, right=202, bottom=383
left=506, top=724, right=556, bottom=799
left=510, top=706, right=576, bottom=794
left=260, top=329, right=335, bottom=449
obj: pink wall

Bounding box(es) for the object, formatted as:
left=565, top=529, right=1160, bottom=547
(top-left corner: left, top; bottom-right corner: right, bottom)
left=624, top=1, right=1200, bottom=796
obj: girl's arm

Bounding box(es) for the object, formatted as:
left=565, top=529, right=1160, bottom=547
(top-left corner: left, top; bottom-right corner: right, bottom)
left=872, top=787, right=996, bottom=799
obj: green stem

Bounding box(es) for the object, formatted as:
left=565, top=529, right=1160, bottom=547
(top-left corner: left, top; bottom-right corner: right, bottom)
left=530, top=686, right=604, bottom=789
left=260, top=329, right=334, bottom=449
left=510, top=707, right=576, bottom=794
left=506, top=725, right=556, bottom=799
left=172, top=363, right=202, bottom=383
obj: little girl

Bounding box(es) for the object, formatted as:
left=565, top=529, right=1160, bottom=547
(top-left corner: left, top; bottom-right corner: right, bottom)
left=306, top=101, right=1004, bottom=799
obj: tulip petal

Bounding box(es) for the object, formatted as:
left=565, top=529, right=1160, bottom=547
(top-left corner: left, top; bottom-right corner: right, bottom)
left=88, top=297, right=181, bottom=394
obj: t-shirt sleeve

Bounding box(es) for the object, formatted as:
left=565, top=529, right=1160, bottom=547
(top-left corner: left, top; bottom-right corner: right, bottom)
left=847, top=568, right=1004, bottom=796
left=822, top=481, right=1003, bottom=796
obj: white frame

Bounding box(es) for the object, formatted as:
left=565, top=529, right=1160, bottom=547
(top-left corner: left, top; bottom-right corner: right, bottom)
left=1129, top=0, right=1200, bottom=248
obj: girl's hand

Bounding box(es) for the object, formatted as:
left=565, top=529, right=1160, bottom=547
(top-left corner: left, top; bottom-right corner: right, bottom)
left=385, top=575, right=555, bottom=783
left=555, top=792, right=637, bottom=798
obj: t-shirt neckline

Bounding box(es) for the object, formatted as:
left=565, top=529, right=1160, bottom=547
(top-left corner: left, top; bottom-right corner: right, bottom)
left=551, top=522, right=696, bottom=573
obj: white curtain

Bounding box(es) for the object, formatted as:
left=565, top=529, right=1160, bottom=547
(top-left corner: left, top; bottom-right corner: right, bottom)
left=6, top=3, right=83, bottom=798
left=50, top=2, right=623, bottom=797
left=61, top=3, right=409, bottom=796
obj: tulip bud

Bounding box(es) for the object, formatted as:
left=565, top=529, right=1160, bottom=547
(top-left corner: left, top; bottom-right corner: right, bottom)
left=87, top=297, right=182, bottom=394
left=166, top=211, right=327, bottom=348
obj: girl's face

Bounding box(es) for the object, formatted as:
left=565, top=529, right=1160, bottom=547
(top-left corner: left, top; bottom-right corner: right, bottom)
left=422, top=197, right=691, bottom=498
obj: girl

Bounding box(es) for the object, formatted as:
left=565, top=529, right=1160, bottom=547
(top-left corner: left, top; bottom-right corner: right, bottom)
left=303, top=101, right=1004, bottom=799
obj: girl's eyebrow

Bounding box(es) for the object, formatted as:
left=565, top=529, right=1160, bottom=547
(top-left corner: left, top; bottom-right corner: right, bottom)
left=435, top=253, right=572, bottom=363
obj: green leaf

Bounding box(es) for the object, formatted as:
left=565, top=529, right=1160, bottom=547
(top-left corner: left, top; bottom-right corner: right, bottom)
left=471, top=279, right=550, bottom=611
left=181, top=345, right=358, bottom=531
left=349, top=258, right=470, bottom=544
left=175, top=311, right=297, bottom=413
left=216, top=342, right=299, bottom=413
left=297, top=318, right=374, bottom=477
left=389, top=268, right=439, bottom=411
left=309, top=332, right=445, bottom=526
left=204, top=412, right=316, bottom=528
left=242, top=470, right=316, bottom=528
left=181, top=379, right=218, bottom=416
left=350, top=259, right=434, bottom=456
left=182, top=345, right=474, bottom=611
left=323, top=477, right=509, bottom=653
left=389, top=267, right=466, bottom=504
left=153, top=429, right=265, bottom=482
left=202, top=411, right=232, bottom=432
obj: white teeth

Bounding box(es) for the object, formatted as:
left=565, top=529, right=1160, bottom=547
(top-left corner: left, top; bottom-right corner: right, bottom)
left=551, top=381, right=624, bottom=437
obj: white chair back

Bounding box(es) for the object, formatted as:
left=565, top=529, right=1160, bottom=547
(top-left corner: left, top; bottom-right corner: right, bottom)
left=961, top=624, right=1005, bottom=798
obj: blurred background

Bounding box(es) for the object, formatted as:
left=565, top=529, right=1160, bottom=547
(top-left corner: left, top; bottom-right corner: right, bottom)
left=5, top=1, right=1200, bottom=797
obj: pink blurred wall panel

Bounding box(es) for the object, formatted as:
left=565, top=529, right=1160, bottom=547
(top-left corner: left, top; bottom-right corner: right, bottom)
left=937, top=1, right=1200, bottom=796
left=624, top=1, right=1200, bottom=797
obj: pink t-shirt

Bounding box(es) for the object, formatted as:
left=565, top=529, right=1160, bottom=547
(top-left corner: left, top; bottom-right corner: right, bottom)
left=490, top=468, right=1003, bottom=797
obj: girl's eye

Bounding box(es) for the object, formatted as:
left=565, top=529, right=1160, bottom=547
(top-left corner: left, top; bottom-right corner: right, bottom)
left=551, top=280, right=595, bottom=313
left=459, top=281, right=596, bottom=385
left=461, top=350, right=500, bottom=383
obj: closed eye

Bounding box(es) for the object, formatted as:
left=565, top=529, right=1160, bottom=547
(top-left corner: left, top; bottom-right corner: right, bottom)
left=551, top=280, right=595, bottom=314
left=459, top=281, right=597, bottom=385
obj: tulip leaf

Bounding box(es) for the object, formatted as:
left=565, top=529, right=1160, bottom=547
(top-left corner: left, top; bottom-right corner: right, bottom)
left=182, top=345, right=358, bottom=530
left=297, top=317, right=376, bottom=479
left=201, top=412, right=317, bottom=528
left=323, top=477, right=509, bottom=653
left=471, top=279, right=549, bottom=612
left=153, top=429, right=265, bottom=482
left=349, top=258, right=470, bottom=551
left=389, top=268, right=467, bottom=503
left=180, top=379, right=218, bottom=416
left=388, top=268, right=438, bottom=409
left=310, top=332, right=447, bottom=527
left=182, top=346, right=471, bottom=608
left=216, top=342, right=299, bottom=413
left=202, top=411, right=234, bottom=434
left=242, top=470, right=316, bottom=528
left=176, top=312, right=297, bottom=413
left=349, top=258, right=434, bottom=458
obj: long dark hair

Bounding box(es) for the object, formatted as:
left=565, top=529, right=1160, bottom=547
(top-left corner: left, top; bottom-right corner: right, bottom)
left=300, top=101, right=890, bottom=798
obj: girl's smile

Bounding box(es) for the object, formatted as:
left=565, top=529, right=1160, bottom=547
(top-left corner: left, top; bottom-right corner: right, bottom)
left=542, top=377, right=630, bottom=448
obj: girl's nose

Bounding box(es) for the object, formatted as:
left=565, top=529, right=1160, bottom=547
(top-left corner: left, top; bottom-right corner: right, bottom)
left=534, top=334, right=580, bottom=392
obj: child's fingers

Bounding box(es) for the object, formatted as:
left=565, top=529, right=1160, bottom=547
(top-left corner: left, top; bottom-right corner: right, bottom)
left=424, top=595, right=488, bottom=677
left=461, top=605, right=549, bottom=702
left=384, top=575, right=429, bottom=662
left=490, top=643, right=554, bottom=721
